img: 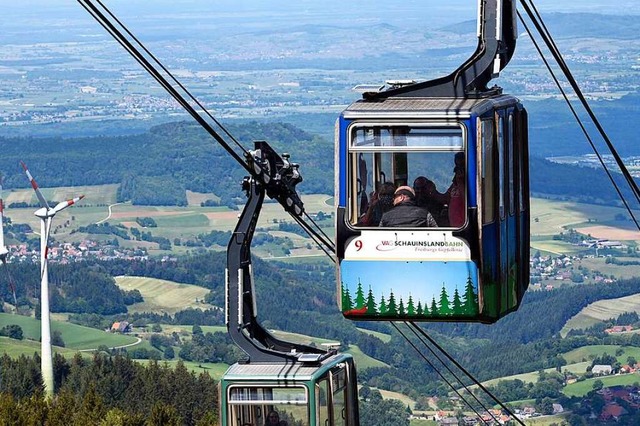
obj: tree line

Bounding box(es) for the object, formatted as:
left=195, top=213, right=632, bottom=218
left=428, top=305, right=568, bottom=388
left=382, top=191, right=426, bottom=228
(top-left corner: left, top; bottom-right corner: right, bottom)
left=0, top=353, right=217, bottom=426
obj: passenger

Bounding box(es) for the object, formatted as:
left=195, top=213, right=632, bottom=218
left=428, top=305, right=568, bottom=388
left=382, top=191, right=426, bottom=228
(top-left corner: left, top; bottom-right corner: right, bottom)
left=413, top=176, right=446, bottom=226
left=265, top=411, right=287, bottom=426
left=379, top=186, right=438, bottom=227
left=433, top=165, right=466, bottom=228
left=359, top=182, right=395, bottom=226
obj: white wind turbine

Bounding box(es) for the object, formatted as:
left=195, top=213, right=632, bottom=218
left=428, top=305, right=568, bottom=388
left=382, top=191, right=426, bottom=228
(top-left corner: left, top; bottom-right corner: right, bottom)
left=0, top=176, right=18, bottom=311
left=21, top=161, right=84, bottom=399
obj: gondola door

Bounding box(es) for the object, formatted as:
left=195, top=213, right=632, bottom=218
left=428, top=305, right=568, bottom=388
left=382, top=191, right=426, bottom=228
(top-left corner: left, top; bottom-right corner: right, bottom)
left=496, top=111, right=508, bottom=315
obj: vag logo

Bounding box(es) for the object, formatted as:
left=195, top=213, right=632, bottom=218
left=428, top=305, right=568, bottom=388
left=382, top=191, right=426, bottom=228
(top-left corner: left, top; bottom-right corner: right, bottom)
left=376, top=240, right=396, bottom=251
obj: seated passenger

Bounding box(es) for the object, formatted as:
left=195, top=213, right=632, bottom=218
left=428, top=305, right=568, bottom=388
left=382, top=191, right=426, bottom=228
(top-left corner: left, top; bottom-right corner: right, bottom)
left=359, top=182, right=395, bottom=226
left=379, top=186, right=438, bottom=227
left=265, top=411, right=287, bottom=426
left=413, top=176, right=446, bottom=226
left=432, top=166, right=466, bottom=228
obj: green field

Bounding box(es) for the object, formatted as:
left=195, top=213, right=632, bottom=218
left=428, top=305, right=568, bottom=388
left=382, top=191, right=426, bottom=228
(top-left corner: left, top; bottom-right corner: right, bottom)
left=563, top=373, right=640, bottom=397
left=0, top=336, right=80, bottom=358
left=561, top=294, right=640, bottom=336
left=356, top=327, right=392, bottom=343
left=114, top=276, right=218, bottom=314
left=0, top=313, right=137, bottom=353
left=529, top=197, right=639, bottom=257
left=529, top=198, right=634, bottom=237
left=579, top=257, right=640, bottom=280
left=563, top=345, right=640, bottom=364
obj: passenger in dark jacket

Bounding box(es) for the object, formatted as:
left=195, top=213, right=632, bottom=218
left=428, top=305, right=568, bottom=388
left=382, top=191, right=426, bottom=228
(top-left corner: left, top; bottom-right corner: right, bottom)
left=379, top=186, right=438, bottom=227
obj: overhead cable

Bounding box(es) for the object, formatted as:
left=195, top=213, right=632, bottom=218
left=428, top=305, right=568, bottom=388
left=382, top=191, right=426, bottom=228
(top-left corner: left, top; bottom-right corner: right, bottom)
left=516, top=10, right=639, bottom=228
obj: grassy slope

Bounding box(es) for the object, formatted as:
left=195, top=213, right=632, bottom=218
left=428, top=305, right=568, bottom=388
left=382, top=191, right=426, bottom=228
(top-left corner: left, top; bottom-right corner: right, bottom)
left=114, top=276, right=218, bottom=314
left=0, top=313, right=137, bottom=352
left=561, top=294, right=640, bottom=336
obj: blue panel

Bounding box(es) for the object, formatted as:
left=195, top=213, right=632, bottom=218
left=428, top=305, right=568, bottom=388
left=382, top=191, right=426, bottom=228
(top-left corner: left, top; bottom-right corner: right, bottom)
left=337, top=115, right=350, bottom=208
left=465, top=116, right=478, bottom=207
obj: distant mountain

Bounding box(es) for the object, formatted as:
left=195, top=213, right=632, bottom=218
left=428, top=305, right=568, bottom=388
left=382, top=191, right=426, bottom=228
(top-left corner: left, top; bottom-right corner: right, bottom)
left=441, top=12, right=640, bottom=39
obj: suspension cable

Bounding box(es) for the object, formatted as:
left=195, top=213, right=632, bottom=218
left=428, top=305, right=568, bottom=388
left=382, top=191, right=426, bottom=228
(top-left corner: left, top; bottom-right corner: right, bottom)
left=78, top=0, right=250, bottom=171
left=403, top=323, right=502, bottom=423
left=518, top=0, right=640, bottom=225
left=78, top=0, right=337, bottom=255
left=408, top=323, right=526, bottom=425
left=516, top=10, right=640, bottom=229
left=390, top=323, right=492, bottom=425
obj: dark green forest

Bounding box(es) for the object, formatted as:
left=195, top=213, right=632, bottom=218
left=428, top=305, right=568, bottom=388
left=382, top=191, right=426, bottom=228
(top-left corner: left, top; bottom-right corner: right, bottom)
left=0, top=121, right=333, bottom=206
left=0, top=119, right=636, bottom=207
left=0, top=353, right=217, bottom=426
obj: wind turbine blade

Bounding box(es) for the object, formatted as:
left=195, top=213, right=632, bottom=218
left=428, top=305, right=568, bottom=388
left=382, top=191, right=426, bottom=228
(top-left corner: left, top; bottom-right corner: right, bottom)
left=20, top=161, right=50, bottom=209
left=1, top=259, right=18, bottom=310
left=52, top=195, right=85, bottom=214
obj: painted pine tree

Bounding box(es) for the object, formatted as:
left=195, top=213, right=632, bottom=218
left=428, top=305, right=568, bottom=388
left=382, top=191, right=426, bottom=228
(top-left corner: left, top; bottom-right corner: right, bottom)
left=430, top=297, right=438, bottom=316
left=342, top=285, right=353, bottom=312
left=407, top=295, right=416, bottom=316
left=366, top=286, right=377, bottom=315
left=379, top=294, right=388, bottom=315
left=416, top=300, right=424, bottom=316
left=452, top=287, right=462, bottom=314
left=462, top=274, right=479, bottom=315
left=355, top=280, right=366, bottom=309
left=398, top=298, right=405, bottom=315
left=386, top=290, right=398, bottom=316
left=439, top=283, right=452, bottom=315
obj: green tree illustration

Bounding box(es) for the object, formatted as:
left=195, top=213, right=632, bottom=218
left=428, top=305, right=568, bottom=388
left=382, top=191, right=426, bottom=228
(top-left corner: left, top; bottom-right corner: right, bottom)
left=387, top=290, right=398, bottom=316
left=430, top=297, right=438, bottom=316
left=416, top=301, right=424, bottom=316
left=342, top=285, right=353, bottom=312
left=439, top=283, right=452, bottom=315
left=355, top=279, right=366, bottom=309
left=398, top=298, right=405, bottom=316
left=379, top=294, right=388, bottom=315
left=452, top=288, right=462, bottom=314
left=463, top=274, right=479, bottom=315
left=366, top=286, right=377, bottom=315
left=407, top=295, right=416, bottom=316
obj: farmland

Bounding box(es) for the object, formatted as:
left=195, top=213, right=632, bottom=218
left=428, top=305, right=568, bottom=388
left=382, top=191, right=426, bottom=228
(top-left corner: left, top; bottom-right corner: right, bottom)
left=114, top=276, right=218, bottom=314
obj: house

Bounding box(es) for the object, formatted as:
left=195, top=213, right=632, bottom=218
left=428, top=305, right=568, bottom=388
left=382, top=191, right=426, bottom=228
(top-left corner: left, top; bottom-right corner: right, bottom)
left=592, top=364, right=613, bottom=376
left=599, top=403, right=627, bottom=422
left=438, top=417, right=458, bottom=426
left=111, top=321, right=131, bottom=333
left=606, top=325, right=633, bottom=334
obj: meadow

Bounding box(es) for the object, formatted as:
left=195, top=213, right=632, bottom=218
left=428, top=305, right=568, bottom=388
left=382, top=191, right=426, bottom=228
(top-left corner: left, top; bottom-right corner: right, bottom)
left=0, top=312, right=137, bottom=354
left=114, top=276, right=219, bottom=315
left=561, top=294, right=640, bottom=336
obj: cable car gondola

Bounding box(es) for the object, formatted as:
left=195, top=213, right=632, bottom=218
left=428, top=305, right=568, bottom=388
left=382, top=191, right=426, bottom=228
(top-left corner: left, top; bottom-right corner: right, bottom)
left=336, top=0, right=530, bottom=324
left=78, top=0, right=528, bottom=424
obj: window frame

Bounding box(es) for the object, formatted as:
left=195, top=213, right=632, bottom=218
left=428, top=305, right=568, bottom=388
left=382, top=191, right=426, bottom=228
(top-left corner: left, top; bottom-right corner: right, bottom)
left=346, top=121, right=468, bottom=229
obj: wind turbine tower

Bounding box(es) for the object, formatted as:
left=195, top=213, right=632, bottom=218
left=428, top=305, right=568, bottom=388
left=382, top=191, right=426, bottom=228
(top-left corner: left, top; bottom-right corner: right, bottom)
left=0, top=176, right=18, bottom=311
left=21, top=162, right=84, bottom=399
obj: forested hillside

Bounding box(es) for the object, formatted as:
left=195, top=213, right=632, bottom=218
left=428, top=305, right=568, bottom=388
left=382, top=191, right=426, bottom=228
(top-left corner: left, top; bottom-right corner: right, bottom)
left=0, top=119, right=636, bottom=207
left=0, top=121, right=333, bottom=206
left=6, top=249, right=640, bottom=397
